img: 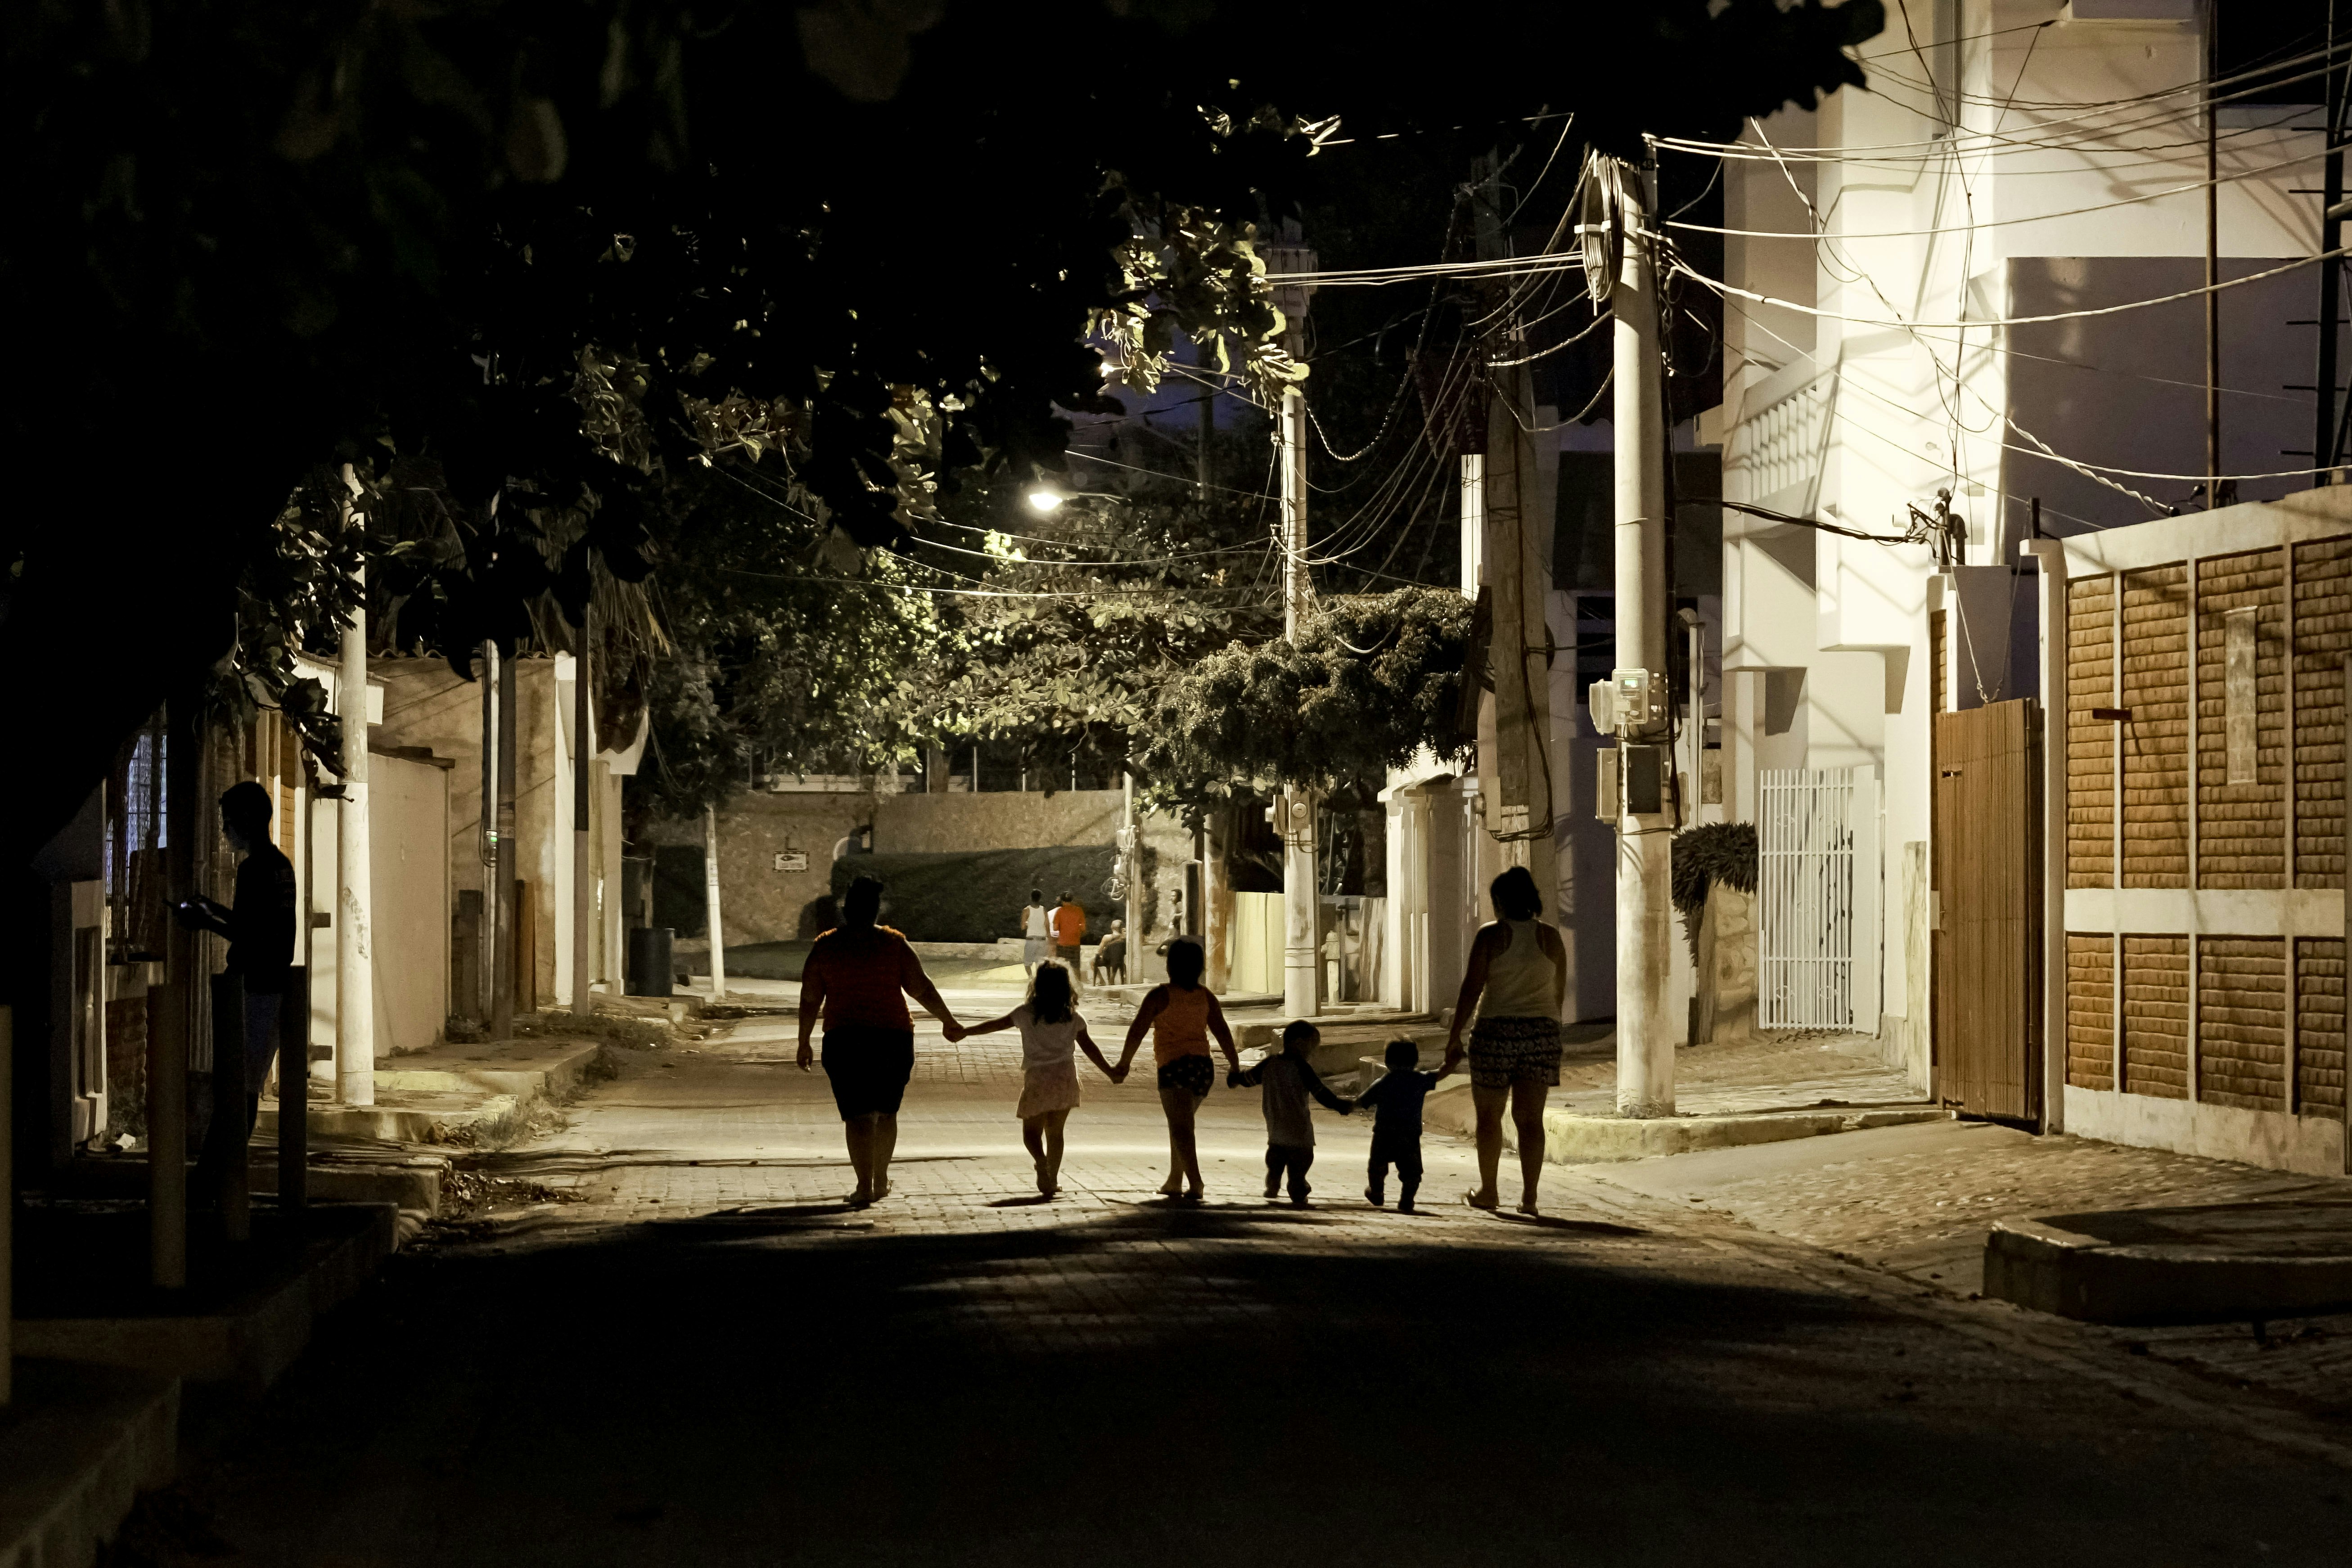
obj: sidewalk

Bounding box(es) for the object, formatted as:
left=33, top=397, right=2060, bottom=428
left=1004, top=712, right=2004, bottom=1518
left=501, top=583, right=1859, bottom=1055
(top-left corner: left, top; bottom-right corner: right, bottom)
left=1562, top=1116, right=2352, bottom=1411
left=1428, top=1030, right=1942, bottom=1162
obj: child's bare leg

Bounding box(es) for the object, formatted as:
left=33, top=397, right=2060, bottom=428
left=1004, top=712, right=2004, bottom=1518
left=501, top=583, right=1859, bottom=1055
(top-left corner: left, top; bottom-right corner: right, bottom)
left=1043, top=1108, right=1069, bottom=1191
left=1021, top=1114, right=1047, bottom=1164
left=1158, top=1087, right=1203, bottom=1195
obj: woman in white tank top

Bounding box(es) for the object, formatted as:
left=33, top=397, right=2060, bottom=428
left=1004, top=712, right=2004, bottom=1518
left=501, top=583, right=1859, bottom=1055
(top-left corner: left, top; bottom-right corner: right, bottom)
left=1438, top=865, right=1567, bottom=1215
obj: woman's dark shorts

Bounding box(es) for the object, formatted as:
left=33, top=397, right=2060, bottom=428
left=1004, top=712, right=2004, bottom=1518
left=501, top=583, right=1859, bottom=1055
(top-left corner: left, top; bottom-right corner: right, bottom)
left=822, top=1027, right=916, bottom=1120
left=1156, top=1054, right=1215, bottom=1100
left=1467, top=1016, right=1562, bottom=1090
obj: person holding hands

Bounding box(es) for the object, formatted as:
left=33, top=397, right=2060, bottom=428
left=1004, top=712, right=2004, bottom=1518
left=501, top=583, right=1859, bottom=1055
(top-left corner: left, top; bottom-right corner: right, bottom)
left=1112, top=937, right=1240, bottom=1202
left=952, top=960, right=1115, bottom=1198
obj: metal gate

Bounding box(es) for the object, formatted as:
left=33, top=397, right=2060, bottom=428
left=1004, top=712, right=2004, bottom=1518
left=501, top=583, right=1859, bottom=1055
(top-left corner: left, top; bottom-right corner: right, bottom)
left=1933, top=698, right=2041, bottom=1121
left=1757, top=767, right=1880, bottom=1030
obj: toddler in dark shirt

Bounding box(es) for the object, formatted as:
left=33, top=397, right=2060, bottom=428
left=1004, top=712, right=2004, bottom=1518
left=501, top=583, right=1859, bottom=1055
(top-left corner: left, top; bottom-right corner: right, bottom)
left=1357, top=1038, right=1442, bottom=1212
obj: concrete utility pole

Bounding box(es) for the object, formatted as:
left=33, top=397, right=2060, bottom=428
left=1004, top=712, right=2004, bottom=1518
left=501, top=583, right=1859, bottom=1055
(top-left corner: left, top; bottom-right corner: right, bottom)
left=2204, top=0, right=2222, bottom=502
left=1, top=1005, right=12, bottom=1403
left=153, top=701, right=197, bottom=1288
left=1593, top=153, right=1675, bottom=1118
left=492, top=652, right=518, bottom=1038
left=480, top=640, right=500, bottom=1020
left=572, top=622, right=595, bottom=1018
left=1469, top=153, right=1560, bottom=968
left=1122, top=771, right=1143, bottom=976
left=336, top=526, right=374, bottom=1108
left=1270, top=229, right=1319, bottom=1019
left=703, top=802, right=727, bottom=1001
left=1278, top=383, right=1318, bottom=1017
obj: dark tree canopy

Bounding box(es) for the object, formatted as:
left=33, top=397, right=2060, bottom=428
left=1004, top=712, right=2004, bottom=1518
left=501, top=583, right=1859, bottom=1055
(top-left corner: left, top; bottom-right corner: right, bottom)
left=2, top=0, right=1883, bottom=868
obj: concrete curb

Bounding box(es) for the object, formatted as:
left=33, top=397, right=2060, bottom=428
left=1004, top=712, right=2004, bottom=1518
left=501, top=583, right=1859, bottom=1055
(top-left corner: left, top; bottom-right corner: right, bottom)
left=1424, top=1083, right=1946, bottom=1163
left=1984, top=1216, right=2352, bottom=1325
left=257, top=1041, right=603, bottom=1146
left=0, top=1361, right=179, bottom=1568
left=16, top=1204, right=400, bottom=1393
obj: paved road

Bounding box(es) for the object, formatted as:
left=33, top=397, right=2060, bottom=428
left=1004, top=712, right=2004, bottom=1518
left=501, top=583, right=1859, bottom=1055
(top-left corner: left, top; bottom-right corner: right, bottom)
left=148, top=1007, right=2352, bottom=1566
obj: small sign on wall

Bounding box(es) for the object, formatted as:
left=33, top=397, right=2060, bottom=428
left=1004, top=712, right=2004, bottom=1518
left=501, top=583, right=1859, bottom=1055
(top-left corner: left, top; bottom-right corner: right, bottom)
left=774, top=851, right=809, bottom=873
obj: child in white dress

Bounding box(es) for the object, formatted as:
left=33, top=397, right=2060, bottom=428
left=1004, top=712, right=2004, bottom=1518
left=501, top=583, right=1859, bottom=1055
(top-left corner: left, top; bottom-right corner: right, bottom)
left=955, top=962, right=1116, bottom=1197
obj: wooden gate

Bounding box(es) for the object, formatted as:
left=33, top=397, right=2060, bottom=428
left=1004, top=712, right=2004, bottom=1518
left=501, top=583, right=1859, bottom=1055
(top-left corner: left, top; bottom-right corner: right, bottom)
left=1933, top=698, right=2042, bottom=1122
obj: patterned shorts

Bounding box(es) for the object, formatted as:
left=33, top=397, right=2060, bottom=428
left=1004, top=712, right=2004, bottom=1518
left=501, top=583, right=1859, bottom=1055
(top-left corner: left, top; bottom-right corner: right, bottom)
left=1468, top=1016, right=1562, bottom=1090
left=1156, top=1054, right=1215, bottom=1100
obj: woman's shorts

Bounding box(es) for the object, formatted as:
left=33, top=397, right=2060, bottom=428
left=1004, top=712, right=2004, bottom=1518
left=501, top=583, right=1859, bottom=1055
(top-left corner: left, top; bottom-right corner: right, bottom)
left=1467, top=1016, right=1562, bottom=1090
left=1023, top=937, right=1050, bottom=968
left=1155, top=1053, right=1215, bottom=1100
left=1017, top=1063, right=1083, bottom=1120
left=822, top=1027, right=916, bottom=1119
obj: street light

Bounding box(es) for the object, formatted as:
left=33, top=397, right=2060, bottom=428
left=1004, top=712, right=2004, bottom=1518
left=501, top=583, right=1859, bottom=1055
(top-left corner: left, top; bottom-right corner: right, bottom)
left=1027, top=487, right=1065, bottom=513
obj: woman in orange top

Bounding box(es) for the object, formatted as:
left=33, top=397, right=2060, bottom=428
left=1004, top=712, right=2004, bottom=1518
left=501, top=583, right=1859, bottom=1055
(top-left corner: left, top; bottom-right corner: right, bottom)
left=797, top=874, right=963, bottom=1208
left=1112, top=937, right=1240, bottom=1202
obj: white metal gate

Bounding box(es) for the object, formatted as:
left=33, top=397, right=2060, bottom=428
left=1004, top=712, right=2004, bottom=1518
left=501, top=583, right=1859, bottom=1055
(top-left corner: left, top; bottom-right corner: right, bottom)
left=1757, top=767, right=1881, bottom=1032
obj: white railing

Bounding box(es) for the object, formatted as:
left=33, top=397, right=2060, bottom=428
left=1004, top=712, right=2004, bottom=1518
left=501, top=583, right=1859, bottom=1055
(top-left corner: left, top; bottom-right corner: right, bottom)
left=1757, top=766, right=1880, bottom=1032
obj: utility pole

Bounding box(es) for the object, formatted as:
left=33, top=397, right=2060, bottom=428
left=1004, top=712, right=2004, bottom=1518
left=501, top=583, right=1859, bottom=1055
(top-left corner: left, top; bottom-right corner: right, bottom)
left=153, top=698, right=196, bottom=1288
left=572, top=617, right=595, bottom=1017
left=2316, top=0, right=2346, bottom=485
left=1587, top=152, right=1675, bottom=1117
left=1122, top=771, right=1143, bottom=978
left=1472, top=157, right=1561, bottom=942
left=2204, top=0, right=2223, bottom=504
left=479, top=640, right=500, bottom=1023
left=492, top=650, right=518, bottom=1037
left=1270, top=228, right=1320, bottom=1020
left=703, top=802, right=727, bottom=1001
left=336, top=487, right=374, bottom=1108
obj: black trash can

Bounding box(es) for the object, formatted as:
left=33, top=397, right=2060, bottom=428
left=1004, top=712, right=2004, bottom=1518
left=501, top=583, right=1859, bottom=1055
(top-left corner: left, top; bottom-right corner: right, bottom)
left=626, top=926, right=675, bottom=997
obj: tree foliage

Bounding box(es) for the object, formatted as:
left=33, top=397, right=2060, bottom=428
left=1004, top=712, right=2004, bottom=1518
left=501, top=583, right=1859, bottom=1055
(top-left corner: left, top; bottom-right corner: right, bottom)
left=1132, top=588, right=1473, bottom=808
left=628, top=465, right=938, bottom=825
left=4, top=0, right=1884, bottom=868
left=906, top=480, right=1281, bottom=767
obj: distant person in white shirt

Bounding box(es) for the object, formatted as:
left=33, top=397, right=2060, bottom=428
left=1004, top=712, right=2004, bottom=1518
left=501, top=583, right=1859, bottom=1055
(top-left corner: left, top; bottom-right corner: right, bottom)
left=1020, top=888, right=1052, bottom=975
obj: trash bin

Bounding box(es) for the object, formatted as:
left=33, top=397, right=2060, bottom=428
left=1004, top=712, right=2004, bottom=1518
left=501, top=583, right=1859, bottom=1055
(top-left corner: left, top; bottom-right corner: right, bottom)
left=627, top=926, right=675, bottom=997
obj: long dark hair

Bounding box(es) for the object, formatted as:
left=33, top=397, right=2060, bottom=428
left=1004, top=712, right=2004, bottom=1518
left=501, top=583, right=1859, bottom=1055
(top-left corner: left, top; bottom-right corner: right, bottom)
left=1027, top=960, right=1074, bottom=1024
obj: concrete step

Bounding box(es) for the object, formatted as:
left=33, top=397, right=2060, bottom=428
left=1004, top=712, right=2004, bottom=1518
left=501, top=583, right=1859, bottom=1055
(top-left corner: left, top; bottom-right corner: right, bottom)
left=255, top=1040, right=603, bottom=1146
left=1985, top=1199, right=2352, bottom=1325
left=0, top=1361, right=179, bottom=1568
left=15, top=1203, right=400, bottom=1394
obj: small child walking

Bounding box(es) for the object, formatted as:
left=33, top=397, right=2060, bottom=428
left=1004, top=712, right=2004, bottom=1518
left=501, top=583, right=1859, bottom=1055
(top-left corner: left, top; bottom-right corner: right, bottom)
left=1356, top=1038, right=1442, bottom=1212
left=955, top=961, right=1116, bottom=1198
left=1230, top=1020, right=1355, bottom=1205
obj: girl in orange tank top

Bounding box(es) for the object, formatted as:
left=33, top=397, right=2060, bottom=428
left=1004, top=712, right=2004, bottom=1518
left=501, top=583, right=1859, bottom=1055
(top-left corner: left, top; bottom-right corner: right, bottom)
left=1112, top=938, right=1240, bottom=1202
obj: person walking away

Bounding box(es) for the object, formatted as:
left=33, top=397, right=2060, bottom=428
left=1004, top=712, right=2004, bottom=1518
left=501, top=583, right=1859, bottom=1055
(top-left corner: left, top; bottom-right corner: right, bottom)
left=1357, top=1038, right=1442, bottom=1212
left=952, top=960, right=1116, bottom=1197
left=1051, top=889, right=1086, bottom=973
left=1092, top=920, right=1127, bottom=986
left=174, top=781, right=295, bottom=1141
left=1230, top=1020, right=1354, bottom=1206
left=1112, top=936, right=1240, bottom=1202
left=1438, top=866, right=1568, bottom=1215
left=798, top=874, right=963, bottom=1207
left=1020, top=888, right=1052, bottom=976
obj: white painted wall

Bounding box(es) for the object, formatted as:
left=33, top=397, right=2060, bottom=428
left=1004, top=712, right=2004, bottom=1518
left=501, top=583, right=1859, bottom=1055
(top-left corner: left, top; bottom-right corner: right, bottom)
left=1716, top=0, right=2326, bottom=1062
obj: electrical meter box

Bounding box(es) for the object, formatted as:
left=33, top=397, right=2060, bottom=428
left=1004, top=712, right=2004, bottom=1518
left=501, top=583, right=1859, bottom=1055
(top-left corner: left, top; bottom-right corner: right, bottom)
left=1586, top=678, right=1615, bottom=735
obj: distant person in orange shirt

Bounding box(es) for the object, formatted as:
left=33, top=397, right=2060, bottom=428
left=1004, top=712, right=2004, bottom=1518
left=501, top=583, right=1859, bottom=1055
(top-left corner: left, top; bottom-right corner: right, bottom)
left=797, top=874, right=963, bottom=1208
left=1051, top=890, right=1086, bottom=971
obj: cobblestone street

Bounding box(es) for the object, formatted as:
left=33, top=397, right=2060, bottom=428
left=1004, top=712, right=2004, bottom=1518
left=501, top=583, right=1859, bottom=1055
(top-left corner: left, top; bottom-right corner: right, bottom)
left=119, top=999, right=2352, bottom=1567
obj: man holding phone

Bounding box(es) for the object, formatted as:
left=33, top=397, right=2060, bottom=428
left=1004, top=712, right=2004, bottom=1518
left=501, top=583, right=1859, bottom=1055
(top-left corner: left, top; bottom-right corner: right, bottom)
left=175, top=780, right=297, bottom=1136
